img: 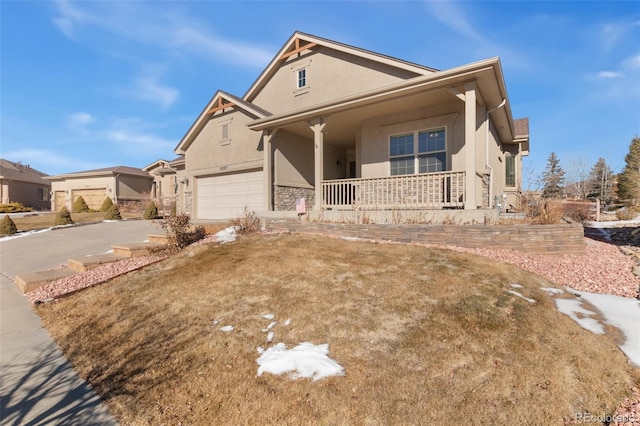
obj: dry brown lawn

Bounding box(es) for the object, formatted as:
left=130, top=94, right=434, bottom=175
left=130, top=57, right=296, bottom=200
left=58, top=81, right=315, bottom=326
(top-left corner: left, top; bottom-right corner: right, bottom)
left=10, top=212, right=143, bottom=232
left=37, top=232, right=638, bottom=425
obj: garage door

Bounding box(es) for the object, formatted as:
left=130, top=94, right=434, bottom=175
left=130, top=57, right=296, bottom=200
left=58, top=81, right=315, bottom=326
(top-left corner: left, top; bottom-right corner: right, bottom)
left=54, top=191, right=66, bottom=211
left=72, top=189, right=107, bottom=211
left=196, top=170, right=263, bottom=220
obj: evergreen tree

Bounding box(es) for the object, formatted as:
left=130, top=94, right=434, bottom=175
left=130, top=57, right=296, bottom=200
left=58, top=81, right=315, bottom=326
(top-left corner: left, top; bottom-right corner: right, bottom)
left=55, top=206, right=74, bottom=225
left=587, top=157, right=614, bottom=202
left=104, top=204, right=122, bottom=220
left=617, top=137, right=640, bottom=205
left=143, top=201, right=159, bottom=220
left=100, top=197, right=114, bottom=212
left=73, top=196, right=90, bottom=213
left=0, top=215, right=18, bottom=235
left=541, top=152, right=565, bottom=198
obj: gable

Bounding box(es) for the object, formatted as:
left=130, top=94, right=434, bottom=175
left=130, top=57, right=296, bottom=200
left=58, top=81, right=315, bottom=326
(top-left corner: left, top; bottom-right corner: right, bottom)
left=245, top=32, right=436, bottom=115
left=175, top=91, right=269, bottom=155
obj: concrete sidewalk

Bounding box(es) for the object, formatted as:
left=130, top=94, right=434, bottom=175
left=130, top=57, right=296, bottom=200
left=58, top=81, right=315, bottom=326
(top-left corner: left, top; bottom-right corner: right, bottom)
left=1, top=220, right=160, bottom=425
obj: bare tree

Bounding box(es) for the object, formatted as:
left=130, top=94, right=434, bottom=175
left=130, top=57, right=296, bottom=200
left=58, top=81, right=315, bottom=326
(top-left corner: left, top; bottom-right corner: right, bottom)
left=565, top=158, right=591, bottom=200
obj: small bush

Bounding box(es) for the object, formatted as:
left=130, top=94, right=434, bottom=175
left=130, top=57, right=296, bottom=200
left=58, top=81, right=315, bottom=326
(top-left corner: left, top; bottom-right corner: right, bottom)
left=531, top=199, right=565, bottom=224
left=0, top=215, right=18, bottom=235
left=0, top=202, right=33, bottom=213
left=616, top=207, right=638, bottom=221
left=105, top=204, right=122, bottom=220
left=73, top=196, right=90, bottom=213
left=231, top=207, right=261, bottom=234
left=100, top=197, right=114, bottom=212
left=564, top=202, right=592, bottom=223
left=55, top=206, right=74, bottom=226
left=157, top=214, right=204, bottom=253
left=144, top=201, right=159, bottom=220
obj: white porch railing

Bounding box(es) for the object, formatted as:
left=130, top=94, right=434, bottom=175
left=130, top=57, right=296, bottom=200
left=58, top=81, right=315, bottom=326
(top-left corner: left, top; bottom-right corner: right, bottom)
left=321, top=171, right=465, bottom=210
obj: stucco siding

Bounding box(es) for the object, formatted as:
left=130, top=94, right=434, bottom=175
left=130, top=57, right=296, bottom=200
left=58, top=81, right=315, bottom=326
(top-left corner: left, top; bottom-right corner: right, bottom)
left=0, top=180, right=50, bottom=210
left=186, top=110, right=263, bottom=173
left=251, top=47, right=422, bottom=114
left=117, top=175, right=153, bottom=201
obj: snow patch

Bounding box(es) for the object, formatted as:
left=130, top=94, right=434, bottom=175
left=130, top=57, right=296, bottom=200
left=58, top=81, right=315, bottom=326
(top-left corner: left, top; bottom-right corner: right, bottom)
left=510, top=283, right=523, bottom=288
left=256, top=342, right=345, bottom=381
left=220, top=325, right=234, bottom=332
left=266, top=331, right=274, bottom=343
left=261, top=313, right=275, bottom=320
left=283, top=319, right=291, bottom=326
left=540, top=287, right=564, bottom=295
left=340, top=236, right=367, bottom=242
left=214, top=226, right=239, bottom=244
left=506, top=290, right=536, bottom=303
left=554, top=299, right=604, bottom=334
left=0, top=227, right=53, bottom=242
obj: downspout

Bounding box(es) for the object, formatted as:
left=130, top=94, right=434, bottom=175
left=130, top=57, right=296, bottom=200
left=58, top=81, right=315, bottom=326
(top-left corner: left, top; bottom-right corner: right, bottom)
left=113, top=173, right=120, bottom=205
left=485, top=99, right=506, bottom=209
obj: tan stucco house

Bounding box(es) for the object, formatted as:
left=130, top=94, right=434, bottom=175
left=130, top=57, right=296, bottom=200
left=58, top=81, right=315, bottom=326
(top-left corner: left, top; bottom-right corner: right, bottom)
left=46, top=166, right=153, bottom=211
left=174, top=31, right=530, bottom=223
left=143, top=157, right=186, bottom=214
left=0, top=159, right=51, bottom=210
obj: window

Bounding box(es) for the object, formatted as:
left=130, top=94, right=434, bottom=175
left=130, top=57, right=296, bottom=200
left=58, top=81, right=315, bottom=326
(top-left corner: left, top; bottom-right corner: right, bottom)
left=37, top=187, right=49, bottom=201
left=505, top=154, right=516, bottom=187
left=297, top=68, right=307, bottom=89
left=390, top=128, right=446, bottom=176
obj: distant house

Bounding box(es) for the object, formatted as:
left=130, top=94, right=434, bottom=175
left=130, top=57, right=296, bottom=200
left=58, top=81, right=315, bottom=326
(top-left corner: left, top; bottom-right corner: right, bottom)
left=46, top=166, right=153, bottom=211
left=0, top=159, right=51, bottom=210
left=143, top=157, right=186, bottom=213
left=174, top=31, right=530, bottom=223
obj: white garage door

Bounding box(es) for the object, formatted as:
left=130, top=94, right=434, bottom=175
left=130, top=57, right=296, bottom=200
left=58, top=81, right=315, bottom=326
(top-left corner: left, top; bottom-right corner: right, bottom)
left=196, top=169, right=264, bottom=220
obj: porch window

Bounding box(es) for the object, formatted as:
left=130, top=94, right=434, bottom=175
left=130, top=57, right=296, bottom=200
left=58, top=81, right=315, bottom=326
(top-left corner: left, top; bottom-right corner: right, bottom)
left=390, top=128, right=446, bottom=176
left=390, top=134, right=415, bottom=175
left=505, top=154, right=516, bottom=187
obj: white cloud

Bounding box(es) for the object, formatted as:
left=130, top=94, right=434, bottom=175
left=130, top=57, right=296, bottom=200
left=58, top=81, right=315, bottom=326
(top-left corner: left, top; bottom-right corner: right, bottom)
left=623, top=53, right=640, bottom=70
left=67, top=112, right=96, bottom=127
left=425, top=1, right=479, bottom=39
left=51, top=0, right=273, bottom=68
left=2, top=148, right=106, bottom=173
left=597, top=71, right=621, bottom=79
left=124, top=77, right=179, bottom=110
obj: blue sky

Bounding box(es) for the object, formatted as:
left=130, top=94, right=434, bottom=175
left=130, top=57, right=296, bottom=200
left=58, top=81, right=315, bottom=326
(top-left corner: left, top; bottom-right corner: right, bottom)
left=1, top=1, right=638, bottom=189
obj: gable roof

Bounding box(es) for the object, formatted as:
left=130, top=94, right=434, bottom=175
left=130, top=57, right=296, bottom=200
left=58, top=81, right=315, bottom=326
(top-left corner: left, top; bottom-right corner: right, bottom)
left=243, top=31, right=437, bottom=102
left=45, top=166, right=152, bottom=180
left=0, top=159, right=50, bottom=185
left=174, top=90, right=270, bottom=155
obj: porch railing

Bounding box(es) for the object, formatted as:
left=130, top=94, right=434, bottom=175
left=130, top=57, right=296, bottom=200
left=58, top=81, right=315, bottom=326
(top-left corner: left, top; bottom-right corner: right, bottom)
left=321, top=171, right=465, bottom=210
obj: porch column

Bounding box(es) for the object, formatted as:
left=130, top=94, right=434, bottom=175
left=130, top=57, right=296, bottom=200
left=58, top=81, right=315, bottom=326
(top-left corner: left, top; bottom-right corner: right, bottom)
left=309, top=118, right=327, bottom=211
left=464, top=81, right=477, bottom=210
left=263, top=130, right=276, bottom=211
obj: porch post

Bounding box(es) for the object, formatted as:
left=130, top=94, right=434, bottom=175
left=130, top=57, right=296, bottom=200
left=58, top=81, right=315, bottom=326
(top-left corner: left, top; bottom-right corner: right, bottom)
left=263, top=130, right=275, bottom=212
left=309, top=118, right=327, bottom=211
left=464, top=81, right=477, bottom=210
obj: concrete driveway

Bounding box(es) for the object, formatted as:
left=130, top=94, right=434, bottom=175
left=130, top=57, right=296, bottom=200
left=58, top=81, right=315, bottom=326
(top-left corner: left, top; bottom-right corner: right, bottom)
left=0, top=220, right=161, bottom=425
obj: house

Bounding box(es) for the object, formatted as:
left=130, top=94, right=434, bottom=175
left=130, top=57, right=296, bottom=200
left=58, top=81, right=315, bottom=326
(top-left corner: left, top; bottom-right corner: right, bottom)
left=143, top=157, right=186, bottom=213
left=46, top=166, right=153, bottom=211
left=174, top=31, right=530, bottom=223
left=0, top=159, right=51, bottom=210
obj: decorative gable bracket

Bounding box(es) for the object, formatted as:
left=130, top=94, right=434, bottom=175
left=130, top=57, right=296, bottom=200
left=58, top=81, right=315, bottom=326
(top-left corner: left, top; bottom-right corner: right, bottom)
left=207, top=97, right=236, bottom=115
left=279, top=38, right=318, bottom=61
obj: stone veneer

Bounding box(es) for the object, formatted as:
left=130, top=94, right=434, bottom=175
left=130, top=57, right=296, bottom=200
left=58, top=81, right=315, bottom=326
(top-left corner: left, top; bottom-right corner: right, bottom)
left=274, top=185, right=315, bottom=211
left=266, top=221, right=585, bottom=254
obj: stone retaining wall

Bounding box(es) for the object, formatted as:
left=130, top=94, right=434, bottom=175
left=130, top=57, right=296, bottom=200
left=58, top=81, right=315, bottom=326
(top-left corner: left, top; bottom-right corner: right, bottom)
left=274, top=186, right=315, bottom=211
left=266, top=221, right=585, bottom=254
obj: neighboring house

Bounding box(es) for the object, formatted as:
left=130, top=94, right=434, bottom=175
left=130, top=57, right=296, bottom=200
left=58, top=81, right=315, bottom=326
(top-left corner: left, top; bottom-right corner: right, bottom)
left=0, top=159, right=51, bottom=210
left=174, top=31, right=530, bottom=222
left=46, top=166, right=153, bottom=211
left=143, top=157, right=186, bottom=213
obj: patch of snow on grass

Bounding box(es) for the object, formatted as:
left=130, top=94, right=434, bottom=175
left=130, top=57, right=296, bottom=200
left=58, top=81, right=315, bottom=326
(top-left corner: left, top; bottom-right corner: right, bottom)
left=554, top=299, right=604, bottom=334
left=220, top=325, right=234, bottom=332
left=340, top=236, right=368, bottom=242
left=506, top=290, right=536, bottom=303
left=540, top=287, right=564, bottom=295
left=214, top=226, right=239, bottom=244
left=261, top=313, right=274, bottom=320
left=256, top=342, right=345, bottom=381
left=510, top=283, right=523, bottom=288
left=0, top=227, right=53, bottom=242
left=266, top=331, right=274, bottom=343
left=283, top=319, right=291, bottom=326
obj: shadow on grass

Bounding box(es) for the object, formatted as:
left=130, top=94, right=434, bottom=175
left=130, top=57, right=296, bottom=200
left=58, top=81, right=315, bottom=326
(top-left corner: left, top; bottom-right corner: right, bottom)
left=0, top=339, right=116, bottom=426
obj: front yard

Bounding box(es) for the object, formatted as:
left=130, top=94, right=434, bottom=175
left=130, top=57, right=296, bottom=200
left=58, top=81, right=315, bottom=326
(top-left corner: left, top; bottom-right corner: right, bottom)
left=36, top=232, right=638, bottom=424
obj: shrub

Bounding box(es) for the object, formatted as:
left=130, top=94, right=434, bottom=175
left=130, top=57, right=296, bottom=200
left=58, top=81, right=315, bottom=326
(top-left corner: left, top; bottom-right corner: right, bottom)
left=55, top=206, right=74, bottom=226
left=0, top=202, right=33, bottom=213
left=564, top=202, right=592, bottom=223
left=73, top=196, right=90, bottom=213
left=143, top=201, right=159, bottom=220
left=100, top=197, right=114, bottom=212
left=0, top=215, right=18, bottom=235
left=231, top=207, right=261, bottom=234
left=104, top=204, right=122, bottom=220
left=531, top=199, right=565, bottom=225
left=616, top=207, right=638, bottom=221
left=157, top=214, right=205, bottom=253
